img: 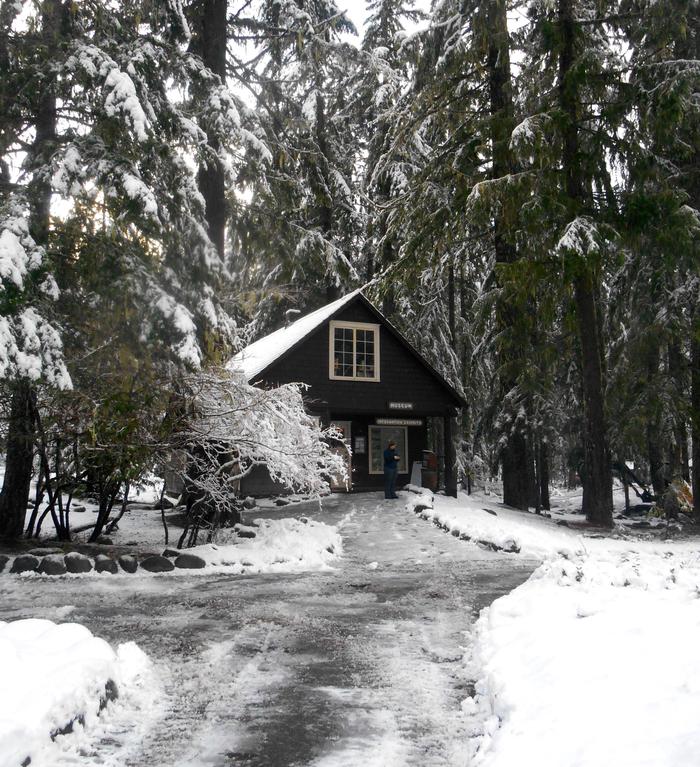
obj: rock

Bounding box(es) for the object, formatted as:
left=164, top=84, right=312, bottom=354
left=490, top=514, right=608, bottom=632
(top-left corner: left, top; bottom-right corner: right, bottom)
left=556, top=519, right=570, bottom=527
left=274, top=498, right=290, bottom=506
left=64, top=552, right=93, bottom=573
left=234, top=525, right=257, bottom=539
left=95, top=555, right=118, bottom=574
left=96, top=536, right=113, bottom=545
left=140, top=555, right=175, bottom=573
left=10, top=554, right=40, bottom=574
left=151, top=495, right=179, bottom=510
left=72, top=505, right=87, bottom=513
left=162, top=548, right=181, bottom=558
left=174, top=553, right=206, bottom=569
left=28, top=547, right=64, bottom=556
left=0, top=555, right=9, bottom=573
left=482, top=508, right=498, bottom=516
left=118, top=555, right=138, bottom=573
left=243, top=496, right=257, bottom=509
left=125, top=541, right=138, bottom=546
left=38, top=554, right=67, bottom=576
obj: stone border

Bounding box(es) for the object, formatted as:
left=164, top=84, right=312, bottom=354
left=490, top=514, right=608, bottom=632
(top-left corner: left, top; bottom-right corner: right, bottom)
left=404, top=487, right=521, bottom=554
left=0, top=549, right=208, bottom=576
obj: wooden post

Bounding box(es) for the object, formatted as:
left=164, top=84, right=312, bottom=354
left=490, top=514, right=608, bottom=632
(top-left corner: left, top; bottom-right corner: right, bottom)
left=444, top=412, right=458, bottom=498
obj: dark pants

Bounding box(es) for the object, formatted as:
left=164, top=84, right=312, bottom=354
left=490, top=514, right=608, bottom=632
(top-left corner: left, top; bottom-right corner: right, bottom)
left=384, top=468, right=398, bottom=499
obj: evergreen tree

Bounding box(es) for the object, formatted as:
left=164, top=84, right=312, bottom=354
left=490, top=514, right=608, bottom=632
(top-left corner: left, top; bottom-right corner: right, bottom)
left=0, top=0, right=256, bottom=537
left=236, top=0, right=362, bottom=329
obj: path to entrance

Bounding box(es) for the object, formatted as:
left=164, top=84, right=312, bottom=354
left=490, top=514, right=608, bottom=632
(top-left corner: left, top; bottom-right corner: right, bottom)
left=0, top=493, right=536, bottom=767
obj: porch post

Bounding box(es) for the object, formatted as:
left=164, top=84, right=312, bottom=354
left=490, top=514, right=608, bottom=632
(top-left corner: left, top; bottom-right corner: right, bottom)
left=444, top=411, right=458, bottom=498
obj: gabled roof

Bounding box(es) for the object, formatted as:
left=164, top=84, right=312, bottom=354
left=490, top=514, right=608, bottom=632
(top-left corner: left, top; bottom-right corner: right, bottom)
left=227, top=289, right=361, bottom=380
left=228, top=290, right=465, bottom=408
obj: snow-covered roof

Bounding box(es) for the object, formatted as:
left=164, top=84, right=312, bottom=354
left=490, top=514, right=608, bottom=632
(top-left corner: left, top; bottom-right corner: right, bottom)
left=228, top=289, right=362, bottom=380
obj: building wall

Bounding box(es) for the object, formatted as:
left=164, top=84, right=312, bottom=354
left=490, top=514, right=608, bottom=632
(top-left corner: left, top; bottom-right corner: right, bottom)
left=242, top=297, right=458, bottom=496
left=330, top=413, right=427, bottom=490
left=258, top=300, right=459, bottom=415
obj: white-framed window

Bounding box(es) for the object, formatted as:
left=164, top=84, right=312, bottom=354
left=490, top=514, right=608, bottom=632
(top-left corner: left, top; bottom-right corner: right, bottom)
left=369, top=425, right=408, bottom=475
left=329, top=321, right=380, bottom=381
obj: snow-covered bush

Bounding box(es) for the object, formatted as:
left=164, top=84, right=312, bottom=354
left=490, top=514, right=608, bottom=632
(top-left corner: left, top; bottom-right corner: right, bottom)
left=170, top=368, right=347, bottom=546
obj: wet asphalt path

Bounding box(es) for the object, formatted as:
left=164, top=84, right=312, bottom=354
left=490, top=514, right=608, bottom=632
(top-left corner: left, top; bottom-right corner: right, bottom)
left=0, top=493, right=535, bottom=767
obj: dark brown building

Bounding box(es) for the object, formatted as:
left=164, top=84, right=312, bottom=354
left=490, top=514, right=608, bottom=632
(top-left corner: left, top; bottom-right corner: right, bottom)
left=229, top=291, right=464, bottom=496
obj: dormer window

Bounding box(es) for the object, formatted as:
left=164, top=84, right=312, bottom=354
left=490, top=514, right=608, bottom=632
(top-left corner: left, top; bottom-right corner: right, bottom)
left=329, top=321, right=380, bottom=381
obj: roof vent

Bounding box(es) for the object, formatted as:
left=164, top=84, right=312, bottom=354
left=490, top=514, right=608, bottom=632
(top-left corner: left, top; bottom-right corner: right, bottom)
left=284, top=308, right=301, bottom=326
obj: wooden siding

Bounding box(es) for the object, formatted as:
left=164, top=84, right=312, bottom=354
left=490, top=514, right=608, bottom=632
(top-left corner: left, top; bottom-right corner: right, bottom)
left=332, top=413, right=427, bottom=490
left=258, top=299, right=459, bottom=415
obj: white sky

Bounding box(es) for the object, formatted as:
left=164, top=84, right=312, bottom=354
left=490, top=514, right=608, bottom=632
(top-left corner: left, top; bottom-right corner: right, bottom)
left=340, top=0, right=431, bottom=39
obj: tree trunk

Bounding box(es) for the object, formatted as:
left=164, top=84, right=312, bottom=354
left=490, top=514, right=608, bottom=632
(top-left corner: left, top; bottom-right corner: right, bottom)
left=646, top=337, right=665, bottom=496
left=487, top=0, right=530, bottom=510
left=668, top=338, right=689, bottom=480
left=502, top=432, right=530, bottom=509
left=189, top=0, right=228, bottom=260
left=692, top=315, right=700, bottom=521
left=573, top=276, right=613, bottom=525
left=0, top=382, right=36, bottom=538
left=539, top=439, right=550, bottom=510
left=558, top=0, right=613, bottom=527
left=444, top=413, right=458, bottom=498
left=0, top=0, right=61, bottom=539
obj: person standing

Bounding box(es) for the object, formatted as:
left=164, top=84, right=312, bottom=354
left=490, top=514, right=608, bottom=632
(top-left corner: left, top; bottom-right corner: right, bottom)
left=383, top=440, right=400, bottom=499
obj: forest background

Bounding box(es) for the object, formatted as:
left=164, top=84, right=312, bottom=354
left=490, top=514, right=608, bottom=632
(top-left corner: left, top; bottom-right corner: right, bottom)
left=0, top=0, right=698, bottom=542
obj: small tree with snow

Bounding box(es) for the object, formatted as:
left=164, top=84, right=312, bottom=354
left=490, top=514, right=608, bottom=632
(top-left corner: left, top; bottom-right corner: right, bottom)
left=170, top=369, right=347, bottom=547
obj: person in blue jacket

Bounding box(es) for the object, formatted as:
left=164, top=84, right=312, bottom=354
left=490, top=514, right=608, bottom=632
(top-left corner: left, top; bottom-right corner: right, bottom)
left=383, top=440, right=400, bottom=499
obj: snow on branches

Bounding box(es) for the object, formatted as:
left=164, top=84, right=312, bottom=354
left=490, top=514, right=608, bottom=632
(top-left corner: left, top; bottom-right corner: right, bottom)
left=180, top=369, right=346, bottom=494
left=0, top=202, right=70, bottom=389
left=171, top=369, right=347, bottom=542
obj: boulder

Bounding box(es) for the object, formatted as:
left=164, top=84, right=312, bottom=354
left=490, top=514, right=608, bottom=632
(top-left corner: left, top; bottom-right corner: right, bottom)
left=64, top=552, right=93, bottom=573
left=162, top=548, right=181, bottom=558
left=38, top=554, right=67, bottom=575
left=234, top=524, right=257, bottom=539
left=0, top=555, right=9, bottom=573
left=95, top=555, right=118, bottom=574
left=174, top=553, right=207, bottom=570
left=243, top=496, right=257, bottom=509
left=118, top=555, right=138, bottom=573
left=140, top=555, right=174, bottom=573
left=10, top=555, right=40, bottom=574
left=72, top=505, right=87, bottom=513
left=151, top=495, right=179, bottom=510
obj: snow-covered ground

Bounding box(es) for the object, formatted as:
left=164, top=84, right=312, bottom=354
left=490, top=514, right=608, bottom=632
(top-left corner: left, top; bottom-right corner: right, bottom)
left=463, top=548, right=700, bottom=767
left=406, top=487, right=700, bottom=767
left=0, top=619, right=157, bottom=767
left=8, top=470, right=342, bottom=577
left=182, top=516, right=341, bottom=574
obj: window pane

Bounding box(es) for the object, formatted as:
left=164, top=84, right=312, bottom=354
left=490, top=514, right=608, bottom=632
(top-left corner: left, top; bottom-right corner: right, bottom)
left=332, top=325, right=378, bottom=379
left=370, top=426, right=407, bottom=473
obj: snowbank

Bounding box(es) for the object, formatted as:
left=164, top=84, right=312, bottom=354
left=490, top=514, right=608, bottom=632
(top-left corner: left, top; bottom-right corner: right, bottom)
left=0, top=619, right=153, bottom=767
left=190, top=516, right=341, bottom=574
left=405, top=490, right=583, bottom=558
left=464, top=549, right=700, bottom=767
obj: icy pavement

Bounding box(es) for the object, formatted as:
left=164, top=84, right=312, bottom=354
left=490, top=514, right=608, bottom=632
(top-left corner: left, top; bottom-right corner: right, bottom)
left=0, top=493, right=535, bottom=767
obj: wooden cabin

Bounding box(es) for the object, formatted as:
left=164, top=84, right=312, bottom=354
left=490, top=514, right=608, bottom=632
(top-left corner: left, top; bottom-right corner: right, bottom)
left=229, top=290, right=464, bottom=496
